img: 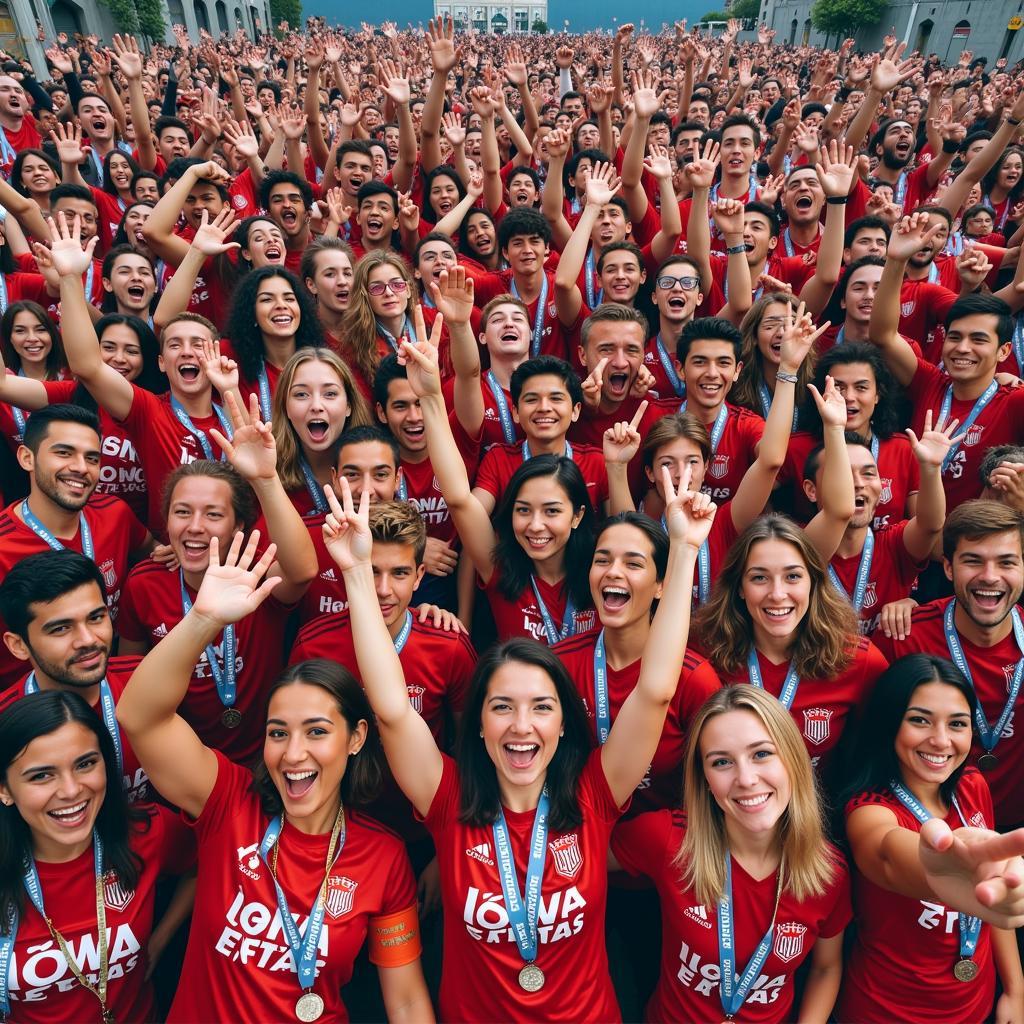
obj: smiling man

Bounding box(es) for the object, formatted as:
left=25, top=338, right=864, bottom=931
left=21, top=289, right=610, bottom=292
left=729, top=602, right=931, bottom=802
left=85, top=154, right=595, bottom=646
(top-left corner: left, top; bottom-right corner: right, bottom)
left=259, top=171, right=313, bottom=275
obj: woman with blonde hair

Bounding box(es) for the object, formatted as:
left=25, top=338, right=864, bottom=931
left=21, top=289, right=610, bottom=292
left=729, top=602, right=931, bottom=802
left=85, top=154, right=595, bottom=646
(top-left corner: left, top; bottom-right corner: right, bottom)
left=270, top=347, right=372, bottom=517
left=340, top=251, right=419, bottom=401
left=694, top=514, right=888, bottom=785
left=611, top=684, right=850, bottom=1023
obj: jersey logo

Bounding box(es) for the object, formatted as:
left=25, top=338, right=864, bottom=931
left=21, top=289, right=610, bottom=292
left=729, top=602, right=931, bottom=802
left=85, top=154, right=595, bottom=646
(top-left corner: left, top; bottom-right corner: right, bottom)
left=232, top=193, right=248, bottom=209
left=969, top=811, right=987, bottom=829
left=237, top=843, right=262, bottom=881
left=325, top=875, right=357, bottom=919
left=900, top=301, right=915, bottom=317
left=862, top=581, right=878, bottom=610
left=1004, top=664, right=1019, bottom=692
left=802, top=707, right=833, bottom=746
left=153, top=622, right=168, bottom=638
left=683, top=904, right=713, bottom=929
left=547, top=302, right=557, bottom=318
left=466, top=842, right=494, bottom=865
left=548, top=834, right=583, bottom=880
left=406, top=684, right=426, bottom=714
left=320, top=567, right=337, bottom=581
left=879, top=478, right=893, bottom=504
left=98, top=558, right=117, bottom=590
left=773, top=922, right=807, bottom=963
left=963, top=424, right=984, bottom=447
left=103, top=871, right=135, bottom=912
left=708, top=454, right=730, bottom=480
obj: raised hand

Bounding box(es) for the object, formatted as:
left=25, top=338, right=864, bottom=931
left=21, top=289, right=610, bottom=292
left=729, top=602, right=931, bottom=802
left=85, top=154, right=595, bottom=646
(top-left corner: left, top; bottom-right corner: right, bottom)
left=888, top=211, right=945, bottom=263
left=628, top=364, right=656, bottom=400
left=644, top=143, right=673, bottom=181
left=398, top=305, right=444, bottom=399
left=711, top=196, right=745, bottom=238
left=683, top=138, right=720, bottom=191
left=49, top=211, right=97, bottom=277
left=278, top=102, right=305, bottom=140
left=441, top=110, right=466, bottom=147
left=906, top=408, right=964, bottom=468
left=110, top=33, right=143, bottom=79
left=587, top=81, right=613, bottom=115
left=815, top=139, right=857, bottom=198
left=196, top=336, right=239, bottom=397
left=324, top=186, right=353, bottom=227
left=505, top=42, right=527, bottom=86
left=222, top=119, right=259, bottom=159
left=211, top=392, right=276, bottom=483
left=379, top=59, right=410, bottom=105
left=581, top=357, right=608, bottom=409
left=190, top=532, right=281, bottom=626
left=957, top=248, right=993, bottom=292
left=870, top=42, right=922, bottom=94
left=49, top=121, right=86, bottom=166
left=191, top=208, right=241, bottom=257
left=603, top=402, right=647, bottom=465
left=322, top=479, right=373, bottom=572
left=304, top=36, right=325, bottom=72
left=585, top=161, right=621, bottom=207
left=426, top=16, right=457, bottom=74
left=779, top=300, right=830, bottom=373
left=555, top=45, right=574, bottom=70
left=543, top=127, right=571, bottom=162
left=793, top=120, right=819, bottom=154
left=429, top=267, right=474, bottom=326
left=630, top=69, right=663, bottom=120
left=663, top=464, right=717, bottom=550
left=397, top=190, right=419, bottom=233
left=45, top=46, right=73, bottom=75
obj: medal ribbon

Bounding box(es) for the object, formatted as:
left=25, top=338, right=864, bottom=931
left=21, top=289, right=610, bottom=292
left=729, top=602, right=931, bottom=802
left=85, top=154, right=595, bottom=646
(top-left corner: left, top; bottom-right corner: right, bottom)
left=510, top=275, right=549, bottom=357
left=828, top=528, right=875, bottom=612
left=392, top=610, right=412, bottom=653
left=492, top=787, right=549, bottom=966
left=757, top=382, right=799, bottom=432
left=180, top=572, right=237, bottom=714
left=592, top=629, right=611, bottom=744
left=584, top=248, right=603, bottom=308
left=485, top=371, right=516, bottom=443
left=655, top=333, right=685, bottom=397
left=938, top=380, right=998, bottom=472
left=20, top=500, right=93, bottom=560
left=521, top=439, right=572, bottom=462
left=944, top=601, right=1024, bottom=756
left=256, top=361, right=273, bottom=421
left=530, top=576, right=576, bottom=645
left=1013, top=312, right=1024, bottom=375
left=680, top=400, right=728, bottom=454
left=299, top=457, right=329, bottom=514
left=10, top=359, right=25, bottom=436
left=747, top=648, right=800, bottom=709
left=170, top=397, right=233, bottom=461
left=658, top=515, right=711, bottom=603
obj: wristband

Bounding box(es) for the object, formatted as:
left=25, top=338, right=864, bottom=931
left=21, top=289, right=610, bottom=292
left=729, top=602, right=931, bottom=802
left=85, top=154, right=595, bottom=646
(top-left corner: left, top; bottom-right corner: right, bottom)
left=941, top=138, right=960, bottom=153
left=726, top=243, right=747, bottom=255
left=826, top=195, right=849, bottom=205
left=776, top=370, right=800, bottom=384
left=1008, top=116, right=1023, bottom=126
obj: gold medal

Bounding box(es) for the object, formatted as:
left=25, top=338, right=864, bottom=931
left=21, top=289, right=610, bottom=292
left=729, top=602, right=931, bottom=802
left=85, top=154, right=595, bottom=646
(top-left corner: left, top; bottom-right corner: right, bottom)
left=221, top=707, right=243, bottom=729
left=518, top=963, right=545, bottom=991
left=295, top=991, right=325, bottom=1021
left=954, top=958, right=980, bottom=982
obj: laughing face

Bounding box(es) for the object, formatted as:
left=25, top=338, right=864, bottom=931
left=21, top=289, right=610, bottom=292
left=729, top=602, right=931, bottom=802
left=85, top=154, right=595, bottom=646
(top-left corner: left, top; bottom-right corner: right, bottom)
left=242, top=219, right=286, bottom=268
left=377, top=377, right=425, bottom=456
left=255, top=275, right=301, bottom=341
left=828, top=360, right=879, bottom=437
left=415, top=239, right=458, bottom=293
left=158, top=320, right=214, bottom=398
left=590, top=522, right=663, bottom=631
left=508, top=171, right=538, bottom=209
left=481, top=302, right=530, bottom=361
left=512, top=372, right=580, bottom=442
left=99, top=323, right=144, bottom=381
left=945, top=529, right=1024, bottom=632
left=78, top=96, right=114, bottom=142
left=940, top=312, right=1011, bottom=388
left=8, top=309, right=52, bottom=372
left=645, top=436, right=707, bottom=497
left=598, top=250, right=645, bottom=305
left=267, top=183, right=309, bottom=240
left=306, top=249, right=354, bottom=316
left=286, top=360, right=352, bottom=456
left=782, top=169, right=823, bottom=226
left=679, top=338, right=741, bottom=415
left=428, top=173, right=460, bottom=219
left=166, top=475, right=239, bottom=576
left=579, top=320, right=646, bottom=409
left=740, top=539, right=812, bottom=647
left=357, top=194, right=398, bottom=244
left=894, top=682, right=973, bottom=791
left=19, top=153, right=58, bottom=197
left=105, top=252, right=156, bottom=314
left=19, top=422, right=100, bottom=512
left=755, top=302, right=791, bottom=368
left=840, top=265, right=882, bottom=328
left=511, top=475, right=584, bottom=569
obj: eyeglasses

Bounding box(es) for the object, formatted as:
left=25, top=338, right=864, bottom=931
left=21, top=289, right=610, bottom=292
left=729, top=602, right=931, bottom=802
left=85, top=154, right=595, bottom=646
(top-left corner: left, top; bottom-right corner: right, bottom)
left=367, top=278, right=409, bottom=297
left=657, top=275, right=701, bottom=291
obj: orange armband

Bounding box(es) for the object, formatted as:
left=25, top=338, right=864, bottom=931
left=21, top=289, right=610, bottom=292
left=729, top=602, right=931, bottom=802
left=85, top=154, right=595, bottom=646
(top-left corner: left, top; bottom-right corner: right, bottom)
left=367, top=903, right=422, bottom=968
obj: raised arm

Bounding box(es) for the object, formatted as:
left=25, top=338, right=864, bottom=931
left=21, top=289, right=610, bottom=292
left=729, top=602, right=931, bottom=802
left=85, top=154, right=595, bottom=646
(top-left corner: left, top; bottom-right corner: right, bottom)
left=682, top=139, right=720, bottom=299
left=142, top=161, right=232, bottom=267
left=539, top=128, right=572, bottom=250
left=476, top=99, right=505, bottom=217
left=111, top=34, right=156, bottom=173
left=711, top=196, right=752, bottom=323
left=646, top=146, right=683, bottom=261
left=842, top=43, right=922, bottom=153
left=302, top=39, right=331, bottom=172
left=428, top=267, right=482, bottom=435
left=504, top=43, right=538, bottom=143
left=901, top=410, right=954, bottom=561
left=420, top=17, right=458, bottom=174
left=602, top=402, right=646, bottom=514
left=380, top=59, right=416, bottom=194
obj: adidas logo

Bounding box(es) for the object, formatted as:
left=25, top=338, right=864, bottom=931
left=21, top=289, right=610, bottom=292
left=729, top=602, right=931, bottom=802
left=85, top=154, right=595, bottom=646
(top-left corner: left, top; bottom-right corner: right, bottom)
left=320, top=567, right=337, bottom=581
left=684, top=905, right=712, bottom=929
left=466, top=842, right=494, bottom=865
left=153, top=623, right=168, bottom=638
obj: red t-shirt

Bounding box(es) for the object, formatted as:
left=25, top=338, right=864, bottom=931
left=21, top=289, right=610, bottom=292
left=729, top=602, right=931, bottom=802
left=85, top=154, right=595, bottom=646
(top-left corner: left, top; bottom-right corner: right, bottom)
left=613, top=809, right=851, bottom=1024
left=4, top=806, right=194, bottom=1023
left=117, top=559, right=294, bottom=764
left=556, top=630, right=721, bottom=813
left=838, top=770, right=995, bottom=1024
left=483, top=563, right=597, bottom=645
left=475, top=441, right=609, bottom=512
left=0, top=114, right=41, bottom=177
left=708, top=252, right=816, bottom=303
left=169, top=753, right=419, bottom=1023
left=642, top=334, right=687, bottom=401
left=680, top=402, right=765, bottom=504
left=160, top=250, right=235, bottom=329
left=441, top=373, right=527, bottom=451
left=875, top=597, right=1024, bottom=829
left=90, top=186, right=126, bottom=255
left=472, top=270, right=574, bottom=360
left=0, top=496, right=147, bottom=691
left=897, top=278, right=957, bottom=348
left=422, top=751, right=624, bottom=1022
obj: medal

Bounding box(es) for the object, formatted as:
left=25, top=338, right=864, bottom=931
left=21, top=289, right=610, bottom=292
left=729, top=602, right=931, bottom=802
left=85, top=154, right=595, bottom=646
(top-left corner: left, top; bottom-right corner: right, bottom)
left=518, top=963, right=545, bottom=992
left=978, top=752, right=998, bottom=772
left=221, top=707, right=243, bottom=728
left=954, top=957, right=980, bottom=982
left=295, top=991, right=326, bottom=1021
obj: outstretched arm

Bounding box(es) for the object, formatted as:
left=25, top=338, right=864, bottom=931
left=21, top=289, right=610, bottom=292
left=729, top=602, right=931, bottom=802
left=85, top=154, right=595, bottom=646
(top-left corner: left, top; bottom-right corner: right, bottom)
left=111, top=34, right=156, bottom=173
left=142, top=161, right=232, bottom=267
left=901, top=411, right=955, bottom=561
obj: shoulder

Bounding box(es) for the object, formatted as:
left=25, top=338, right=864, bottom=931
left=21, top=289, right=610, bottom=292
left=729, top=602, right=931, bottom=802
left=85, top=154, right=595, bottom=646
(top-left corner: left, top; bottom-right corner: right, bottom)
left=295, top=611, right=353, bottom=647
left=844, top=785, right=898, bottom=819
left=409, top=616, right=478, bottom=659
left=85, top=493, right=133, bottom=519
left=553, top=627, right=599, bottom=660
left=106, top=655, right=144, bottom=687
left=124, top=558, right=172, bottom=591
left=347, top=808, right=408, bottom=855
left=912, top=597, right=949, bottom=625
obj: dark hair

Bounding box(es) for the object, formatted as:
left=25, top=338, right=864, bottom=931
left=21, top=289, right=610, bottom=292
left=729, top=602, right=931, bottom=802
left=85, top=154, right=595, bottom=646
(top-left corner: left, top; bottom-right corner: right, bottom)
left=102, top=149, right=140, bottom=200
left=258, top=170, right=314, bottom=212
left=357, top=179, right=399, bottom=215
left=944, top=293, right=1013, bottom=344
left=802, top=342, right=901, bottom=439
left=492, top=455, right=594, bottom=607
left=510, top=356, right=583, bottom=406
left=677, top=316, right=742, bottom=364
left=595, top=511, right=669, bottom=581
left=459, top=207, right=497, bottom=261
left=498, top=208, right=552, bottom=251
left=227, top=267, right=324, bottom=381
left=455, top=639, right=592, bottom=830
left=111, top=201, right=154, bottom=250
left=10, top=148, right=59, bottom=198
left=0, top=692, right=151, bottom=928
left=744, top=200, right=780, bottom=237
left=72, top=91, right=111, bottom=116
left=372, top=353, right=410, bottom=411
left=130, top=172, right=159, bottom=200
left=721, top=113, right=761, bottom=148
left=413, top=231, right=457, bottom=279
left=232, top=215, right=285, bottom=278
left=0, top=301, right=65, bottom=379
left=153, top=115, right=189, bottom=139
left=160, top=158, right=230, bottom=200
left=91, top=315, right=166, bottom=397
left=507, top=165, right=541, bottom=191
left=51, top=183, right=97, bottom=210
left=331, top=423, right=400, bottom=468
left=565, top=148, right=610, bottom=191
left=256, top=79, right=282, bottom=103
left=596, top=240, right=643, bottom=274
left=99, top=245, right=157, bottom=315
left=844, top=215, right=891, bottom=250
left=250, top=660, right=384, bottom=811
left=962, top=203, right=998, bottom=227
left=336, top=139, right=374, bottom=165
left=820, top=255, right=885, bottom=329
left=422, top=164, right=466, bottom=223
left=840, top=654, right=977, bottom=810
left=0, top=549, right=105, bottom=638
left=160, top=460, right=259, bottom=531
left=803, top=429, right=871, bottom=483
left=982, top=146, right=1024, bottom=206
left=980, top=443, right=1024, bottom=486
left=23, top=403, right=100, bottom=455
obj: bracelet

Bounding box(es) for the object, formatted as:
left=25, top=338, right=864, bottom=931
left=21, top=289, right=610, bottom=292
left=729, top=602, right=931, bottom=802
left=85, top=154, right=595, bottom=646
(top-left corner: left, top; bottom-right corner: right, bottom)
left=776, top=370, right=800, bottom=384
left=826, top=196, right=849, bottom=205
left=1008, top=115, right=1023, bottom=126
left=941, top=138, right=960, bottom=153
left=725, top=243, right=747, bottom=255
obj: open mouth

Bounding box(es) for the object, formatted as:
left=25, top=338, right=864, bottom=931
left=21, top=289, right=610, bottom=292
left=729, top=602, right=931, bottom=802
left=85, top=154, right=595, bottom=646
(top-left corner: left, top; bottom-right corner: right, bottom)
left=269, top=313, right=294, bottom=328
left=178, top=362, right=200, bottom=382
left=947, top=356, right=977, bottom=370
left=762, top=606, right=794, bottom=622
left=334, top=288, right=350, bottom=304
left=970, top=587, right=1005, bottom=611
left=48, top=800, right=89, bottom=827
left=514, top=191, right=530, bottom=204
left=306, top=419, right=330, bottom=443
left=281, top=210, right=298, bottom=228
left=917, top=751, right=952, bottom=768
left=735, top=792, right=771, bottom=811
left=854, top=495, right=867, bottom=510
left=437, top=199, right=454, bottom=214
left=284, top=769, right=318, bottom=798
left=367, top=216, right=384, bottom=233
left=601, top=586, right=630, bottom=611
left=667, top=296, right=687, bottom=312
left=795, top=196, right=814, bottom=211
left=607, top=370, right=629, bottom=396
left=91, top=118, right=107, bottom=133
left=524, top=534, right=551, bottom=551
left=403, top=423, right=425, bottom=442
left=127, top=284, right=146, bottom=302
left=504, top=743, right=539, bottom=770
left=181, top=539, right=210, bottom=560
left=265, top=244, right=283, bottom=262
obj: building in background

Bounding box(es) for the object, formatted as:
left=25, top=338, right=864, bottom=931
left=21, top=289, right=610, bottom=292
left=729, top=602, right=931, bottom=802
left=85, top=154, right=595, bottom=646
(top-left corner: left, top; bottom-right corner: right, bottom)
left=759, top=0, right=1024, bottom=63
left=433, top=0, right=548, bottom=32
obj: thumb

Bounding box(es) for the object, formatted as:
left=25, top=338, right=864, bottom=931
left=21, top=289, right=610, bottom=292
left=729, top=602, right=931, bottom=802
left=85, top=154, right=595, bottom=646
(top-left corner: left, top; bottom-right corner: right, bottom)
left=921, top=817, right=954, bottom=852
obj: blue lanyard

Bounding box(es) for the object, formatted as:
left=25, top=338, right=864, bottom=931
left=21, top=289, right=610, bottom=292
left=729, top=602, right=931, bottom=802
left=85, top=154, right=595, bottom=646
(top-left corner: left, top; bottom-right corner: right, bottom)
left=396, top=470, right=408, bottom=501
left=782, top=226, right=794, bottom=258
left=256, top=361, right=273, bottom=421
left=717, top=855, right=781, bottom=1017
left=659, top=514, right=711, bottom=603
left=510, top=275, right=549, bottom=357
left=870, top=434, right=879, bottom=461
left=376, top=314, right=415, bottom=353
left=0, top=125, right=15, bottom=169
left=10, top=360, right=25, bottom=435
left=492, top=788, right=549, bottom=966
left=170, top=396, right=232, bottom=461
left=259, top=810, right=345, bottom=1000
left=983, top=194, right=1011, bottom=231
left=747, top=647, right=800, bottom=709
left=894, top=170, right=908, bottom=209
left=680, top=401, right=728, bottom=454
left=180, top=572, right=237, bottom=712
left=530, top=576, right=576, bottom=645
left=299, top=456, right=329, bottom=513
left=943, top=231, right=967, bottom=258
left=724, top=273, right=763, bottom=304
left=392, top=611, right=412, bottom=652
left=486, top=371, right=516, bottom=443
left=584, top=248, right=602, bottom=308
left=521, top=439, right=571, bottom=461
left=927, top=261, right=940, bottom=284
left=888, top=780, right=982, bottom=962
left=834, top=325, right=846, bottom=347
left=24, top=672, right=122, bottom=775
left=938, top=380, right=998, bottom=472
left=0, top=271, right=8, bottom=315
left=1013, top=312, right=1024, bottom=374
left=944, top=601, right=1024, bottom=755
left=828, top=528, right=875, bottom=613
left=592, top=629, right=611, bottom=744
left=20, top=499, right=93, bottom=560
left=655, top=333, right=685, bottom=396
left=757, top=381, right=799, bottom=432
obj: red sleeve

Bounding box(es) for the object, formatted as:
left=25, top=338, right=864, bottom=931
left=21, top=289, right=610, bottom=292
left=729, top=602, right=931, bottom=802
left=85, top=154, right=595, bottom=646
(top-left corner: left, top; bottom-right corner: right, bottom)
left=116, top=568, right=148, bottom=642
left=631, top=201, right=661, bottom=247
left=420, top=753, right=459, bottom=829
left=445, top=632, right=477, bottom=713
left=151, top=804, right=198, bottom=876
left=819, top=854, right=853, bottom=938
left=610, top=808, right=678, bottom=878
left=473, top=447, right=504, bottom=500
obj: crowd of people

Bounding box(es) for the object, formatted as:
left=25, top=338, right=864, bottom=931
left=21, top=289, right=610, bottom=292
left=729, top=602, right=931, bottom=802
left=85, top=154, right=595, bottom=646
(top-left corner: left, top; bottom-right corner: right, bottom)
left=0, top=13, right=1024, bottom=1022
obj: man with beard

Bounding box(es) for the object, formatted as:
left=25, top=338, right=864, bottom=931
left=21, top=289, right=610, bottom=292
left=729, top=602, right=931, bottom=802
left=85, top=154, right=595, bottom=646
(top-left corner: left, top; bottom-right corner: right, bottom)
left=0, top=404, right=151, bottom=690
left=0, top=549, right=151, bottom=802
left=874, top=501, right=1024, bottom=831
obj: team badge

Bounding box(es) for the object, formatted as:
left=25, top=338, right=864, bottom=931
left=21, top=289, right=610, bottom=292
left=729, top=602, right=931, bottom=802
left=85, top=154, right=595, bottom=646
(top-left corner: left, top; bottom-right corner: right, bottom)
left=963, top=424, right=984, bottom=447
left=237, top=843, right=262, bottom=880
left=232, top=193, right=248, bottom=209
left=708, top=454, right=729, bottom=480
left=802, top=707, right=833, bottom=746
left=1004, top=664, right=1018, bottom=692
left=547, top=303, right=558, bottom=318
left=325, top=875, right=358, bottom=919
left=862, top=582, right=878, bottom=610
left=774, top=922, right=807, bottom=963
left=900, top=301, right=915, bottom=317
left=879, top=478, right=893, bottom=504
left=103, top=871, right=135, bottom=912
left=406, top=684, right=426, bottom=714
left=548, top=834, right=583, bottom=879
left=99, top=559, right=117, bottom=590
left=969, top=811, right=987, bottom=829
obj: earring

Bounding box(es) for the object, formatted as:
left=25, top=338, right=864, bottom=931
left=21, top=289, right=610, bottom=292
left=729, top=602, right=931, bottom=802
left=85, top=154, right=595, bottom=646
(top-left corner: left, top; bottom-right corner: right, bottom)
left=479, top=730, right=484, bottom=738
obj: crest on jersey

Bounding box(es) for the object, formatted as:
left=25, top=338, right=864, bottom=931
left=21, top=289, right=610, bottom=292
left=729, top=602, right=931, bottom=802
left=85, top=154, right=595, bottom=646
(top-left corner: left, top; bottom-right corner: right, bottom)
left=970, top=811, right=987, bottom=829
left=549, top=834, right=583, bottom=879
left=708, top=454, right=730, bottom=480
left=863, top=582, right=878, bottom=610
left=103, top=871, right=135, bottom=912
left=963, top=424, right=985, bottom=447
left=879, top=478, right=893, bottom=504
left=406, top=684, right=426, bottom=715
left=547, top=303, right=558, bottom=318
left=774, top=922, right=807, bottom=963
left=99, top=559, right=117, bottom=590
left=900, top=301, right=915, bottom=317
left=802, top=707, right=833, bottom=746
left=232, top=193, right=248, bottom=209
left=1005, top=664, right=1019, bottom=692
left=325, top=875, right=358, bottom=919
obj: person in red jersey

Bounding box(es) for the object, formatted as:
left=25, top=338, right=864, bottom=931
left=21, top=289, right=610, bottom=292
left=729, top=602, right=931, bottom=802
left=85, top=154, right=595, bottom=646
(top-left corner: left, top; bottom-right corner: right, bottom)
left=803, top=419, right=954, bottom=634
left=0, top=691, right=195, bottom=1024
left=874, top=502, right=1024, bottom=831
left=0, top=404, right=152, bottom=691
left=694, top=515, right=888, bottom=788
left=115, top=533, right=433, bottom=1023
left=612, top=685, right=851, bottom=1024
left=0, top=74, right=43, bottom=177
left=325, top=454, right=714, bottom=1023
left=869, top=213, right=1024, bottom=512
left=118, top=396, right=317, bottom=765
left=300, top=237, right=355, bottom=351
left=839, top=654, right=1024, bottom=1024
left=0, top=551, right=151, bottom=803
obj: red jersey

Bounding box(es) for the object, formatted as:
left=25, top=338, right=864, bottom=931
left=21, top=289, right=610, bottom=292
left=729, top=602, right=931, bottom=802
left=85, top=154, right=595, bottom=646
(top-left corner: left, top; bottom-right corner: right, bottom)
left=423, top=751, right=623, bottom=1022
left=295, top=518, right=349, bottom=625
left=160, top=249, right=234, bottom=329
left=682, top=401, right=765, bottom=504
left=441, top=372, right=527, bottom=451
left=906, top=360, right=1024, bottom=511
left=4, top=806, right=194, bottom=1024
left=169, top=753, right=420, bottom=1024
left=483, top=563, right=597, bottom=645
left=90, top=186, right=126, bottom=255
left=642, top=333, right=686, bottom=401
left=613, top=809, right=851, bottom=1024
left=556, top=631, right=721, bottom=813
left=117, top=559, right=294, bottom=764
left=228, top=168, right=259, bottom=219
left=475, top=441, right=609, bottom=512
left=875, top=597, right=1024, bottom=829
left=0, top=114, right=41, bottom=177
left=0, top=495, right=147, bottom=691
left=838, top=769, right=995, bottom=1024
left=829, top=521, right=926, bottom=636
left=897, top=277, right=957, bottom=347
left=708, top=252, right=816, bottom=303
left=472, top=270, right=574, bottom=360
